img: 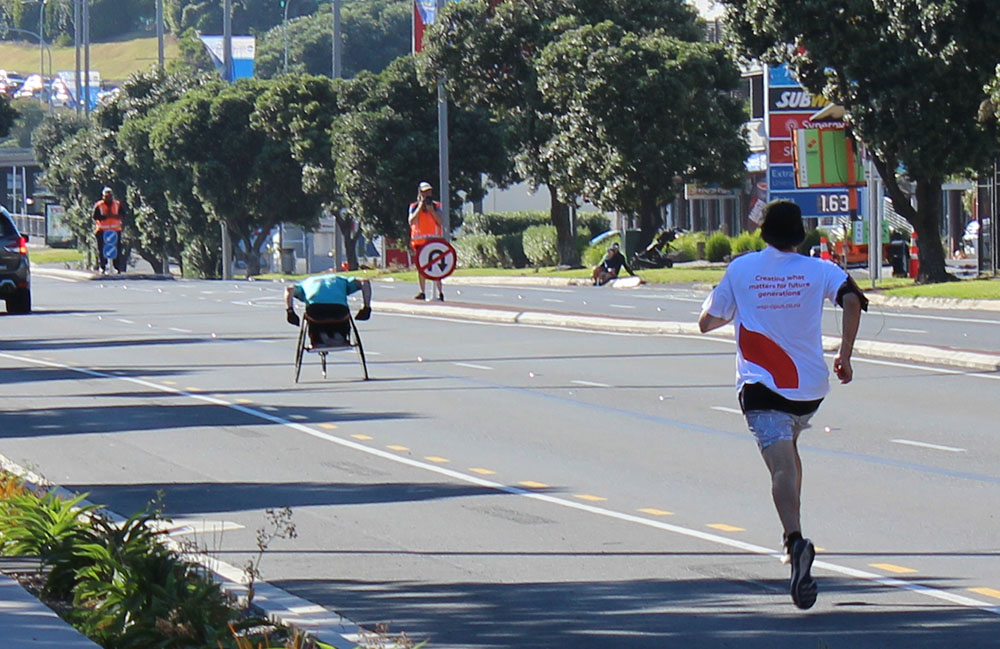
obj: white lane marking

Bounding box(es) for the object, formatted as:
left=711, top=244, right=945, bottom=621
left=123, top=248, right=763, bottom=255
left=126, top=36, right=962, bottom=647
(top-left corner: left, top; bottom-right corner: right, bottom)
left=542, top=298, right=565, bottom=303
left=712, top=406, right=743, bottom=415
left=38, top=274, right=79, bottom=283
left=453, top=362, right=494, bottom=371
left=483, top=293, right=503, bottom=297
left=891, top=439, right=967, bottom=453
left=825, top=305, right=1000, bottom=326
left=571, top=380, right=612, bottom=388
left=116, top=318, right=135, bottom=324
left=168, top=327, right=193, bottom=333
left=479, top=286, right=573, bottom=295
left=2, top=350, right=999, bottom=617
left=888, top=327, right=929, bottom=334
left=609, top=304, right=637, bottom=310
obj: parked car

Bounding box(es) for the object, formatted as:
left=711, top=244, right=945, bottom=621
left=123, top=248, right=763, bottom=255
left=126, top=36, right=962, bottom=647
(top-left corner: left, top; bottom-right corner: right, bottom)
left=0, top=206, right=31, bottom=314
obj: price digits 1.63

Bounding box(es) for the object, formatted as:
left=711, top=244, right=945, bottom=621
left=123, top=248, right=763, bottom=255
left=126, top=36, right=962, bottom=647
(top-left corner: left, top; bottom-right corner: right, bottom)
left=818, top=193, right=850, bottom=213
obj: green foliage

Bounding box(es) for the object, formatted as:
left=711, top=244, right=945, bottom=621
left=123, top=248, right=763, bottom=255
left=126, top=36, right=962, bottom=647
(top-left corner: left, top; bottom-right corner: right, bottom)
left=732, top=230, right=765, bottom=255
left=576, top=212, right=612, bottom=240
left=798, top=228, right=824, bottom=256
left=0, top=98, right=43, bottom=147
left=0, top=489, right=98, bottom=599
left=672, top=231, right=705, bottom=262
left=704, top=231, right=732, bottom=262
left=461, top=211, right=551, bottom=237
left=522, top=224, right=559, bottom=267
left=454, top=232, right=527, bottom=269
left=255, top=0, right=411, bottom=79
left=0, top=94, right=18, bottom=139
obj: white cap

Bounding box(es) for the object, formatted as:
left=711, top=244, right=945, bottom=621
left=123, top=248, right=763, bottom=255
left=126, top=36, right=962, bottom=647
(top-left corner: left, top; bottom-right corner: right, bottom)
left=102, top=186, right=113, bottom=194
left=418, top=181, right=433, bottom=192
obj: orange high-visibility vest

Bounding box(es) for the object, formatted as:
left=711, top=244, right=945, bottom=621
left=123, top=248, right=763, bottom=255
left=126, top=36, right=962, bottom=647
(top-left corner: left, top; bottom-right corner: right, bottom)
left=94, top=200, right=123, bottom=233
left=409, top=201, right=443, bottom=248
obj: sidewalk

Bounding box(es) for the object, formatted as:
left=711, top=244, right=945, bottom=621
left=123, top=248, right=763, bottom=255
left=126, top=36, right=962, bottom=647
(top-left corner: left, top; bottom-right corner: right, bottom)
left=0, top=567, right=100, bottom=649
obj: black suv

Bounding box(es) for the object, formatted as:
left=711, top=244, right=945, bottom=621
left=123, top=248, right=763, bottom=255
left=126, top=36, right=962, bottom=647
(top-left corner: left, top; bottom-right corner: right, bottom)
left=0, top=207, right=31, bottom=313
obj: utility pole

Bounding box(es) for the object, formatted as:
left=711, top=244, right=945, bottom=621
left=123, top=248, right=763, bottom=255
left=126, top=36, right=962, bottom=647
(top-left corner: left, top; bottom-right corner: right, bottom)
left=436, top=0, right=450, bottom=238
left=282, top=0, right=291, bottom=73
left=156, top=0, right=164, bottom=72
left=331, top=0, right=341, bottom=79
left=39, top=0, right=47, bottom=111
left=74, top=0, right=81, bottom=114
left=83, top=0, right=90, bottom=116
left=220, top=0, right=233, bottom=279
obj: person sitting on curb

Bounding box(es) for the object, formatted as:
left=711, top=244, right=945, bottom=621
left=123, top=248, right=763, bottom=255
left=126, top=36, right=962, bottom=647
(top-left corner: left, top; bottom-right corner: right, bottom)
left=592, top=243, right=638, bottom=286
left=285, top=271, right=372, bottom=348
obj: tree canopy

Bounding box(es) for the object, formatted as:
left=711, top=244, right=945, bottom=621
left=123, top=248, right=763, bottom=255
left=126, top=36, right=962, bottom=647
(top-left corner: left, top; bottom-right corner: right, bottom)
left=721, top=0, right=1000, bottom=283
left=420, top=0, right=741, bottom=262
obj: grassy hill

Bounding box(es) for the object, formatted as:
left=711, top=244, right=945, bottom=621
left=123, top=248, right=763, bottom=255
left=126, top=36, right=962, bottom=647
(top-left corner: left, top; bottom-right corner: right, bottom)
left=0, top=35, right=180, bottom=83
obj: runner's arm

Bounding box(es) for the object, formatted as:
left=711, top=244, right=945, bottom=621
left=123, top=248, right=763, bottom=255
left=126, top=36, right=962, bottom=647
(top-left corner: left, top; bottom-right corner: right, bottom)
left=834, top=292, right=862, bottom=384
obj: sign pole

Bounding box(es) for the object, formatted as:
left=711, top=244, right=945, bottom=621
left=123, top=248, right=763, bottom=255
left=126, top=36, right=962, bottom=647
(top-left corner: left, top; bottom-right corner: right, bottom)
left=436, top=0, right=450, bottom=239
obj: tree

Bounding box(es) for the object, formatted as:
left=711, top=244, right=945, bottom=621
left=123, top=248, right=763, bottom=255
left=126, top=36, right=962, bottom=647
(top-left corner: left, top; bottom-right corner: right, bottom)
left=150, top=79, right=322, bottom=276
left=254, top=0, right=411, bottom=79
left=537, top=22, right=748, bottom=247
left=420, top=0, right=708, bottom=265
left=0, top=95, right=17, bottom=139
left=331, top=57, right=511, bottom=249
left=721, top=0, right=1000, bottom=283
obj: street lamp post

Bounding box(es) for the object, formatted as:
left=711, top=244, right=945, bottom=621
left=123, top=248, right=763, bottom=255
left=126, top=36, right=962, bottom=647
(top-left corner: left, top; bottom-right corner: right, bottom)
left=282, top=0, right=293, bottom=73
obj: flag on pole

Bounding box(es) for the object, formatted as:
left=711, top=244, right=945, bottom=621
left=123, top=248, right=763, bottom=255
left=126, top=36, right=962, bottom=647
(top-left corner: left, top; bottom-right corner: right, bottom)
left=413, top=0, right=437, bottom=53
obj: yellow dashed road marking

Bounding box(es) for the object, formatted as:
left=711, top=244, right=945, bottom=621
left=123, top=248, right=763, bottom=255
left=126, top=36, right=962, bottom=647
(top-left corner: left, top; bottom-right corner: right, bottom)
left=163, top=380, right=177, bottom=385
left=351, top=434, right=373, bottom=441
left=638, top=508, right=674, bottom=516
left=574, top=494, right=607, bottom=502
left=707, top=523, right=744, bottom=532
left=969, top=588, right=1000, bottom=600
left=869, top=563, right=918, bottom=574
left=318, top=423, right=337, bottom=430
left=185, top=387, right=202, bottom=392
left=518, top=481, right=549, bottom=489
left=425, top=456, right=450, bottom=463
left=387, top=445, right=409, bottom=451
left=469, top=468, right=496, bottom=475
left=236, top=399, right=253, bottom=405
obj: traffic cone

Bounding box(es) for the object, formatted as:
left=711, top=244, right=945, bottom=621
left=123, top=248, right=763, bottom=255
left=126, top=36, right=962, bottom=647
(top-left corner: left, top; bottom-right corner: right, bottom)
left=908, top=232, right=920, bottom=279
left=819, top=236, right=831, bottom=261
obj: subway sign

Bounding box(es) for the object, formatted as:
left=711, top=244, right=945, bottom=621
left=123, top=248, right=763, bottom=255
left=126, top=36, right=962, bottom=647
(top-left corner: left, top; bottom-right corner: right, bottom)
left=768, top=88, right=830, bottom=112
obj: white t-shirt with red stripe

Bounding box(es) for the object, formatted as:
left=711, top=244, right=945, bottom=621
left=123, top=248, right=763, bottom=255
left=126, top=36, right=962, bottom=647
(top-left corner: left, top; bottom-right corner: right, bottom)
left=702, top=246, right=848, bottom=401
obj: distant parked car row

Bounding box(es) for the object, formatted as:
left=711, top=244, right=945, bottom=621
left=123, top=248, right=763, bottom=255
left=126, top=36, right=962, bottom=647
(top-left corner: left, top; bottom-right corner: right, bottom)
left=1, top=69, right=117, bottom=108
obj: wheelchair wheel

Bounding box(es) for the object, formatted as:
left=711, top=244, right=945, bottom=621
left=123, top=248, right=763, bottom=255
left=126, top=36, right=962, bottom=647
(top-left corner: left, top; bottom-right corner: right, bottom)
left=293, top=317, right=307, bottom=383
left=350, top=316, right=369, bottom=380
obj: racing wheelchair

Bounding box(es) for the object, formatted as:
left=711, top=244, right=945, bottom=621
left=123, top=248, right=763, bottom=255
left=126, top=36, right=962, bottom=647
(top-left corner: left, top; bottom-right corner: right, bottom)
left=292, top=306, right=369, bottom=383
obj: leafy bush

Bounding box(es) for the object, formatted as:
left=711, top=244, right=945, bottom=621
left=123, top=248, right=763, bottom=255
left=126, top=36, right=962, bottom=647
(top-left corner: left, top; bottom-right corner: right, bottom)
left=461, top=211, right=550, bottom=236
left=454, top=233, right=528, bottom=268
left=0, top=489, right=99, bottom=598
left=732, top=230, right=766, bottom=255
left=522, top=225, right=560, bottom=266
left=798, top=228, right=825, bottom=256
left=705, top=232, right=732, bottom=262
left=672, top=231, right=706, bottom=261
left=576, top=213, right=612, bottom=240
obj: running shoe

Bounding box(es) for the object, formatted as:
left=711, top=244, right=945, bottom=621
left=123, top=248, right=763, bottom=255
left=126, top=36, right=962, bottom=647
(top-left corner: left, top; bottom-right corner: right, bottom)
left=789, top=538, right=817, bottom=609
left=414, top=292, right=426, bottom=300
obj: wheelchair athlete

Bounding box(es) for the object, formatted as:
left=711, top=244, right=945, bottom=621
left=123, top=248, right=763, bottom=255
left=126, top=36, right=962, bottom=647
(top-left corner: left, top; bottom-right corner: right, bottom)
left=285, top=272, right=372, bottom=348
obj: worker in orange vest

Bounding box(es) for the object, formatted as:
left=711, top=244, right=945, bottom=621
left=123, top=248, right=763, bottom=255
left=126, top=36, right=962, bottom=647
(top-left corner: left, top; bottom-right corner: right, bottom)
left=93, top=186, right=126, bottom=274
left=408, top=181, right=445, bottom=301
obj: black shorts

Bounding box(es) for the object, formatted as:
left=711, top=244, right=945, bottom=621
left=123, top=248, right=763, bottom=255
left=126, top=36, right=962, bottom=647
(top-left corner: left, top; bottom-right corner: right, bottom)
left=305, top=303, right=350, bottom=338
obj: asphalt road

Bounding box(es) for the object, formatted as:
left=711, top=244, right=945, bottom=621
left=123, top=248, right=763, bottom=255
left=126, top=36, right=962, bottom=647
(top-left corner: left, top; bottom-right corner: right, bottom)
left=2, top=274, right=999, bottom=648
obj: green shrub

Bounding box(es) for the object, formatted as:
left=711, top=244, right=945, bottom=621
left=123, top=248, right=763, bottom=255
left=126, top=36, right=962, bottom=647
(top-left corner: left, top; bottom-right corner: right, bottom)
left=798, top=228, right=825, bottom=256
left=454, top=233, right=501, bottom=268
left=705, top=231, right=732, bottom=262
left=576, top=212, right=612, bottom=240
left=0, top=489, right=99, bottom=598
left=732, top=230, right=766, bottom=255
left=461, top=211, right=550, bottom=236
left=522, top=224, right=559, bottom=266
left=672, top=231, right=706, bottom=261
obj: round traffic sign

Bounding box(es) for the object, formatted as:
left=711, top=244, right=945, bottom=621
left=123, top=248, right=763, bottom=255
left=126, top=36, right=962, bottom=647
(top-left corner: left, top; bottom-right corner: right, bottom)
left=416, top=240, right=457, bottom=280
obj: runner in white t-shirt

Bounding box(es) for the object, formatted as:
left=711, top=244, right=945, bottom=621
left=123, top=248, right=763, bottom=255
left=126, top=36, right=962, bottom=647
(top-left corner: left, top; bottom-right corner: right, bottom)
left=699, top=200, right=866, bottom=610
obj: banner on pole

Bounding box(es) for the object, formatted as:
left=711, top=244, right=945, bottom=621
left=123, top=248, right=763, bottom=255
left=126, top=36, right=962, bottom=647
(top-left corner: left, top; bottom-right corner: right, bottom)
left=200, top=36, right=256, bottom=81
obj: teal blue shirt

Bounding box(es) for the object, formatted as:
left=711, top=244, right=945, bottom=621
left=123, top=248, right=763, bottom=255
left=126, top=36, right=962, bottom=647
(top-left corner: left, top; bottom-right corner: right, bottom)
left=292, top=275, right=361, bottom=306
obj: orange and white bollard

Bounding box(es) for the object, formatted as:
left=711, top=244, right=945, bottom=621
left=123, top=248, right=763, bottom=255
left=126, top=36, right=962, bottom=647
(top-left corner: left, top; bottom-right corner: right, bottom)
left=819, top=236, right=832, bottom=261
left=908, top=232, right=920, bottom=279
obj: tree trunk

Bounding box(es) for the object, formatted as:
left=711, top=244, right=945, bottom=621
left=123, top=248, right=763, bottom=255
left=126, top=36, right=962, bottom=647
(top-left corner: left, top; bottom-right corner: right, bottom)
left=638, top=193, right=663, bottom=250
left=549, top=189, right=580, bottom=267
left=336, top=215, right=360, bottom=271
left=871, top=157, right=954, bottom=284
